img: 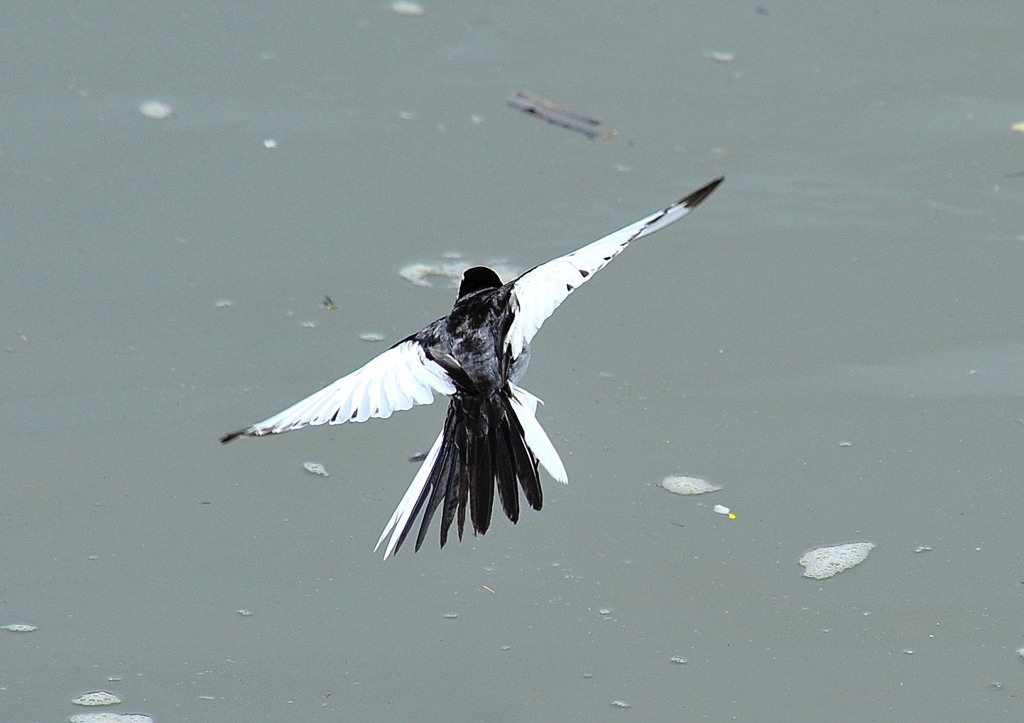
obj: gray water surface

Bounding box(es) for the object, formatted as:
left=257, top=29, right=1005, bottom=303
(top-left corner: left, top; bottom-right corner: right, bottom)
left=2, top=3, right=1022, bottom=721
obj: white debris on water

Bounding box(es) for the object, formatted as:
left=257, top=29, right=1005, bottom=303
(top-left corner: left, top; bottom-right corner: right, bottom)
left=303, top=461, right=329, bottom=477
left=390, top=1, right=424, bottom=16
left=71, top=715, right=154, bottom=723
left=138, top=100, right=172, bottom=119
left=799, top=542, right=875, bottom=579
left=1, top=623, right=37, bottom=632
left=712, top=504, right=731, bottom=515
left=72, top=691, right=122, bottom=706
left=399, top=261, right=522, bottom=288
left=359, top=331, right=386, bottom=342
left=661, top=475, right=721, bottom=495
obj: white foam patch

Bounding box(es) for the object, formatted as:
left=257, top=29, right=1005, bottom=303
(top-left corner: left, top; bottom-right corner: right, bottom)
left=303, top=461, right=329, bottom=477
left=1, top=623, right=36, bottom=632
left=390, top=0, right=425, bottom=15
left=799, top=542, right=875, bottom=579
left=399, top=261, right=522, bottom=288
left=71, top=715, right=154, bottom=723
left=661, top=475, right=721, bottom=495
left=138, top=100, right=172, bottom=120
left=72, top=691, right=121, bottom=707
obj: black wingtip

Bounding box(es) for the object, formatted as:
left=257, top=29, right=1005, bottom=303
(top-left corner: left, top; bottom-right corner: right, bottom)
left=220, top=428, right=247, bottom=444
left=681, top=176, right=724, bottom=210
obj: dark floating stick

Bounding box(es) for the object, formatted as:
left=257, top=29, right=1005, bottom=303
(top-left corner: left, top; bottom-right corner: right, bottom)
left=515, top=91, right=602, bottom=126
left=508, top=91, right=616, bottom=140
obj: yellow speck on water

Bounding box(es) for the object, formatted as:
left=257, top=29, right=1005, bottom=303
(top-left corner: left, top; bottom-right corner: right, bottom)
left=1012, top=121, right=1024, bottom=132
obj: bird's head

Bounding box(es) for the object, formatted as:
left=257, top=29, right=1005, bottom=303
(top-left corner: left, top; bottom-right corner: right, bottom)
left=458, top=266, right=502, bottom=298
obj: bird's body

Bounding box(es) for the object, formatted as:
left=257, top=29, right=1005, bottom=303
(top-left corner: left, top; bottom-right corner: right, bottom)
left=222, top=177, right=723, bottom=558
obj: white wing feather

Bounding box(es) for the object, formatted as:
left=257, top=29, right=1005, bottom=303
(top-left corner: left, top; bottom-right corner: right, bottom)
left=505, top=178, right=722, bottom=360
left=509, top=384, right=567, bottom=484
left=233, top=340, right=456, bottom=437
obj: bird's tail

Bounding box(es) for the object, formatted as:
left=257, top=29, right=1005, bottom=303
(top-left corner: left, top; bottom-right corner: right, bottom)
left=375, top=384, right=567, bottom=559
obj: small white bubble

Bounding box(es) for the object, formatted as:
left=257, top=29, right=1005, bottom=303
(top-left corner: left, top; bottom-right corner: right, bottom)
left=139, top=100, right=173, bottom=119
left=359, top=332, right=386, bottom=342
left=611, top=700, right=632, bottom=709
left=236, top=609, right=254, bottom=617
left=263, top=138, right=277, bottom=149
left=670, top=656, right=688, bottom=664
left=390, top=1, right=424, bottom=16
left=303, top=462, right=329, bottom=477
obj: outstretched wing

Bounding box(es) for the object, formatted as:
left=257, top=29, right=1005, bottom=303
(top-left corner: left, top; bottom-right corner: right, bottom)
left=504, top=177, right=723, bottom=360
left=220, top=339, right=457, bottom=442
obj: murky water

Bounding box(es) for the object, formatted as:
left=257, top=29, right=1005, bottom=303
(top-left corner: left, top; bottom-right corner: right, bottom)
left=2, top=3, right=1022, bottom=721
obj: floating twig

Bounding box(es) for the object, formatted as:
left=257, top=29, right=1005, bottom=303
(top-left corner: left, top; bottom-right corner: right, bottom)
left=508, top=91, right=616, bottom=140
left=515, top=91, right=602, bottom=126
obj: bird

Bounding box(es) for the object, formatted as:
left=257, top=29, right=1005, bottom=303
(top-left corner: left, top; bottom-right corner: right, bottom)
left=221, top=177, right=723, bottom=558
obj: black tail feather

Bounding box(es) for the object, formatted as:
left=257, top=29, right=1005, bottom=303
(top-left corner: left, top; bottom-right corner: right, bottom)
left=411, top=407, right=459, bottom=551
left=493, top=414, right=520, bottom=523
left=397, top=391, right=546, bottom=555
left=503, top=399, right=543, bottom=511
left=469, top=425, right=495, bottom=536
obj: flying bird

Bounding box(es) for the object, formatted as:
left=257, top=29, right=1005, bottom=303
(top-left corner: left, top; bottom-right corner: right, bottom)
left=222, top=177, right=723, bottom=558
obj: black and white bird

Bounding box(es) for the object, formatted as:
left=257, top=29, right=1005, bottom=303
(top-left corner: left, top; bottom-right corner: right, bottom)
left=222, top=177, right=723, bottom=558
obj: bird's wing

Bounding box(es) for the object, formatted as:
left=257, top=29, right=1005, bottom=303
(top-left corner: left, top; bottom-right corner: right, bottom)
left=505, top=177, right=723, bottom=360
left=220, top=339, right=457, bottom=442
